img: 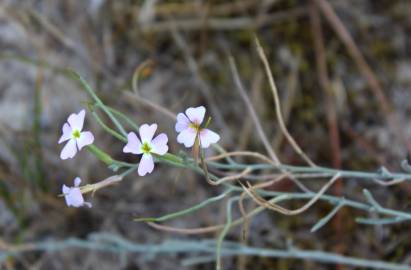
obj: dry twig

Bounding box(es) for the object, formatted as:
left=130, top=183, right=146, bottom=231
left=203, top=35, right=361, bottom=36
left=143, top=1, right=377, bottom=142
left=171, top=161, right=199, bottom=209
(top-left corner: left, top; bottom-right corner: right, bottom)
left=255, top=37, right=317, bottom=167
left=314, top=0, right=411, bottom=154
left=242, top=173, right=341, bottom=215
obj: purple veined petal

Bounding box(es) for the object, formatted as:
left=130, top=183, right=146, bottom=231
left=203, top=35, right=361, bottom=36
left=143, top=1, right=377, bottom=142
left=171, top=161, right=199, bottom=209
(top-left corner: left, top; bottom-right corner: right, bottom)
left=123, top=132, right=143, bottom=154
left=68, top=109, right=86, bottom=131
left=175, top=113, right=190, bottom=132
left=177, top=128, right=197, bottom=148
left=139, top=123, right=157, bottom=143
left=77, top=131, right=94, bottom=150
left=151, top=133, right=169, bottom=155
left=60, top=139, right=77, bottom=160
left=185, top=106, right=206, bottom=125
left=74, top=177, right=82, bottom=187
left=199, top=129, right=220, bottom=148
left=138, top=153, right=155, bottom=176
left=58, top=123, right=72, bottom=144
left=65, top=187, right=85, bottom=207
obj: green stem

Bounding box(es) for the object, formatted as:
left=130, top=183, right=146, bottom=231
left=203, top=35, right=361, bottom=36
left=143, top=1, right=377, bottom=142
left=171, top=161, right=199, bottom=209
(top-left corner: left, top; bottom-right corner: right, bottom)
left=92, top=111, right=127, bottom=142
left=87, top=145, right=113, bottom=166
left=207, top=161, right=411, bottom=182
left=216, top=197, right=238, bottom=270
left=135, top=188, right=234, bottom=222
left=106, top=106, right=140, bottom=132
left=68, top=70, right=128, bottom=137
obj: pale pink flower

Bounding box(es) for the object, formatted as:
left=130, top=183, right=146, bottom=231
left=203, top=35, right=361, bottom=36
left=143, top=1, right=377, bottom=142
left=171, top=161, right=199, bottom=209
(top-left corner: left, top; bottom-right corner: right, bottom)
left=123, top=123, right=169, bottom=176
left=58, top=109, right=94, bottom=160
left=175, top=106, right=220, bottom=148
left=62, top=177, right=92, bottom=208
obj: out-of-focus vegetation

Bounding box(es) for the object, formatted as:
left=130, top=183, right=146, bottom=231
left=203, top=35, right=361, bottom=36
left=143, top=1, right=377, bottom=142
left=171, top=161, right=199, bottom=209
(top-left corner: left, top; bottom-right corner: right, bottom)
left=1, top=0, right=411, bottom=269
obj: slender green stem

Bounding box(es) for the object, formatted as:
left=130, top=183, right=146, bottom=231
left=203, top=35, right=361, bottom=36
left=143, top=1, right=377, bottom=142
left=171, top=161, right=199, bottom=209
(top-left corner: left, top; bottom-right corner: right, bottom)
left=311, top=200, right=346, bottom=232
left=2, top=233, right=410, bottom=270
left=120, top=165, right=139, bottom=177
left=68, top=70, right=128, bottom=137
left=106, top=106, right=140, bottom=131
left=356, top=217, right=408, bottom=225
left=216, top=197, right=238, bottom=270
left=92, top=111, right=127, bottom=142
left=135, top=188, right=234, bottom=222
left=208, top=161, right=411, bottom=182
left=87, top=145, right=113, bottom=166
left=113, top=160, right=135, bottom=168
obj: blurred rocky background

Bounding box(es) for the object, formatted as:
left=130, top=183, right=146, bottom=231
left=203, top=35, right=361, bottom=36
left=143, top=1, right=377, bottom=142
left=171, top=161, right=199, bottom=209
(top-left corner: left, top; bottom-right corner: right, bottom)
left=1, top=0, right=411, bottom=269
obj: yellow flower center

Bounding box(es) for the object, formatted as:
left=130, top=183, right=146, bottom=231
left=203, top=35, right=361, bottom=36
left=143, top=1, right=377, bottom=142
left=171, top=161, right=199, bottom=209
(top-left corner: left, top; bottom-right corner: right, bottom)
left=72, top=129, right=81, bottom=139
left=189, top=122, right=201, bottom=131
left=141, top=142, right=152, bottom=154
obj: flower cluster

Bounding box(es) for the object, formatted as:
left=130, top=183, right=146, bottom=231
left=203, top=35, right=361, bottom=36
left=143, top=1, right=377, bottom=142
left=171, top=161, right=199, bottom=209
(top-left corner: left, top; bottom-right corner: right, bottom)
left=58, top=106, right=219, bottom=208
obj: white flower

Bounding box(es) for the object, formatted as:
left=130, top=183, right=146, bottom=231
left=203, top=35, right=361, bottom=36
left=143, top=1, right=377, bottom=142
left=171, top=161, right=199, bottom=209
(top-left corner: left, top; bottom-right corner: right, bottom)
left=58, top=109, right=94, bottom=160
left=123, top=123, right=169, bottom=176
left=175, top=106, right=220, bottom=148
left=62, top=177, right=92, bottom=208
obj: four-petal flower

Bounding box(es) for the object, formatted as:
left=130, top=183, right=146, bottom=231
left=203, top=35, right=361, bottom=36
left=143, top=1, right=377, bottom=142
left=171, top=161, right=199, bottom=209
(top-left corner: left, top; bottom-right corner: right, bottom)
left=123, top=123, right=169, bottom=176
left=58, top=109, right=94, bottom=160
left=62, top=177, right=92, bottom=208
left=175, top=106, right=220, bottom=148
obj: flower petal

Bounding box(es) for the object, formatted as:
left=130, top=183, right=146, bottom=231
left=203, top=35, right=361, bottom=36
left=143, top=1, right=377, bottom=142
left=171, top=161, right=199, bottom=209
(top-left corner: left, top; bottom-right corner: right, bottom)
left=177, top=128, right=197, bottom=148
left=74, top=177, right=82, bottom=187
left=175, top=113, right=190, bottom=132
left=58, top=123, right=72, bottom=144
left=138, top=154, right=154, bottom=176
left=151, top=133, right=168, bottom=155
left=65, top=187, right=84, bottom=207
left=186, top=106, right=205, bottom=125
left=60, top=139, right=77, bottom=160
left=123, top=132, right=142, bottom=154
left=68, top=109, right=85, bottom=131
left=199, top=129, right=220, bottom=148
left=62, top=184, right=70, bottom=194
left=77, top=131, right=94, bottom=150
left=139, top=123, right=157, bottom=143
